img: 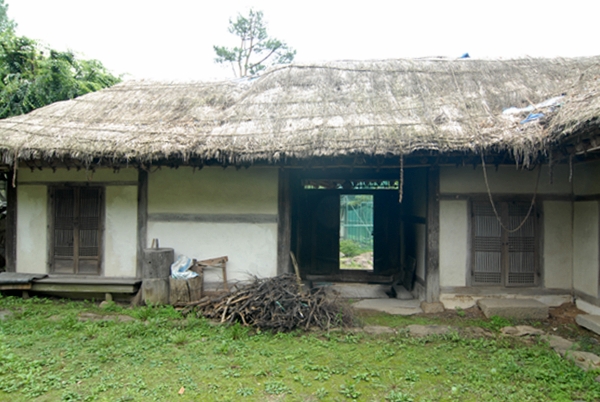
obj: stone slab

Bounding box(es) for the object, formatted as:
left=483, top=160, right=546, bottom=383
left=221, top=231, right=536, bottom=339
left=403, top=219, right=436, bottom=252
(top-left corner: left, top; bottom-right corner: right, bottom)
left=477, top=298, right=548, bottom=320
left=362, top=325, right=396, bottom=335
left=352, top=299, right=422, bottom=315
left=392, top=284, right=414, bottom=300
left=421, top=301, right=445, bottom=314
left=0, top=310, right=13, bottom=320
left=408, top=325, right=453, bottom=337
left=576, top=314, right=600, bottom=336
left=564, top=350, right=600, bottom=371
left=328, top=284, right=390, bottom=299
left=542, top=334, right=576, bottom=356
left=576, top=299, right=600, bottom=315
left=501, top=325, right=545, bottom=337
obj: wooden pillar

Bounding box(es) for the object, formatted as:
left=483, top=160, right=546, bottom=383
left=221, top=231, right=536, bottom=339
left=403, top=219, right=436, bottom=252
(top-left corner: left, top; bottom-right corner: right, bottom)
left=5, top=172, right=17, bottom=272
left=277, top=168, right=292, bottom=275
left=136, top=169, right=149, bottom=279
left=426, top=166, right=440, bottom=302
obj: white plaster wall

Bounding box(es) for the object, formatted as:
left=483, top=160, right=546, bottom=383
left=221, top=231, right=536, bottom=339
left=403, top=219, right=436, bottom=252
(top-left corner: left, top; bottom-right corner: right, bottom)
left=440, top=164, right=571, bottom=194
left=147, top=167, right=279, bottom=281
left=573, top=201, right=599, bottom=297
left=147, top=221, right=278, bottom=282
left=19, top=167, right=137, bottom=182
left=16, top=186, right=47, bottom=274
left=543, top=201, right=573, bottom=289
left=574, top=161, right=600, bottom=196
left=104, top=186, right=138, bottom=277
left=148, top=167, right=278, bottom=214
left=439, top=200, right=468, bottom=287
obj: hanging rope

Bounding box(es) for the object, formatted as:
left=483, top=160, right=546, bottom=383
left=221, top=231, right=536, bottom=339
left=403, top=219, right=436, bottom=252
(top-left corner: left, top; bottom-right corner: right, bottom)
left=11, top=149, right=18, bottom=188
left=481, top=154, right=541, bottom=233
left=398, top=154, right=404, bottom=203
left=569, top=154, right=573, bottom=183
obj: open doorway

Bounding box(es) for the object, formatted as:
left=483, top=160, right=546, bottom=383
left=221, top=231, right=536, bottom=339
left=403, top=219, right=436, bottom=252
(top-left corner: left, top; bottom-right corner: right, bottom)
left=293, top=175, right=402, bottom=283
left=339, top=194, right=373, bottom=271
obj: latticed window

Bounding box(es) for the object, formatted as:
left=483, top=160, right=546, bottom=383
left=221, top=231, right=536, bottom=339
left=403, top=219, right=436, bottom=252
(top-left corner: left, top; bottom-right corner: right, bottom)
left=471, top=200, right=538, bottom=286
left=50, top=187, right=103, bottom=275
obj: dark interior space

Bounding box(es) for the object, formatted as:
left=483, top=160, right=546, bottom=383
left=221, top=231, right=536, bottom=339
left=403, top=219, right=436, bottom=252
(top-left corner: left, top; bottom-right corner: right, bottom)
left=290, top=167, right=427, bottom=286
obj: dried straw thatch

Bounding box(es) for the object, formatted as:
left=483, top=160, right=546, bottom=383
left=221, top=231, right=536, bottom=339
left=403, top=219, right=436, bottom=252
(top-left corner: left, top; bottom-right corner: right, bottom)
left=0, top=57, right=598, bottom=167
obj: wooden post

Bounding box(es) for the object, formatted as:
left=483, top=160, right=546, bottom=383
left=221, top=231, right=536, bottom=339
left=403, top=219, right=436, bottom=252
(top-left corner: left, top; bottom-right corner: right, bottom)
left=426, top=166, right=440, bottom=303
left=277, top=168, right=292, bottom=275
left=136, top=168, right=149, bottom=279
left=5, top=171, right=17, bottom=272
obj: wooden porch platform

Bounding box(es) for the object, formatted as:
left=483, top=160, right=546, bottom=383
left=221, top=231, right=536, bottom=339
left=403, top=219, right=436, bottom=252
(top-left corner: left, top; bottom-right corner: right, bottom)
left=31, top=276, right=141, bottom=294
left=0, top=273, right=141, bottom=300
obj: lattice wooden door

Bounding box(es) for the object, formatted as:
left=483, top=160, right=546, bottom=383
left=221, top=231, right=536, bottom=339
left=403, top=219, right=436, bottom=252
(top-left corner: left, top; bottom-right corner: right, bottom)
left=472, top=201, right=537, bottom=286
left=51, top=187, right=102, bottom=274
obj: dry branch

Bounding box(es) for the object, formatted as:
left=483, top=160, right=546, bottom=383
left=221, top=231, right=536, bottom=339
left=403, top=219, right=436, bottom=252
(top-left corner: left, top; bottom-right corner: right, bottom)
left=185, top=274, right=353, bottom=332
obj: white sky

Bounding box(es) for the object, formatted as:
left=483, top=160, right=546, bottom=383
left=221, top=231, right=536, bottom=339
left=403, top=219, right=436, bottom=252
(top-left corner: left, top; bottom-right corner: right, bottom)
left=8, top=0, right=600, bottom=81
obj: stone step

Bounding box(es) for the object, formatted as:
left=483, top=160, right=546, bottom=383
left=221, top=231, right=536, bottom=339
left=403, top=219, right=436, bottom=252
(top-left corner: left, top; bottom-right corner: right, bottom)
left=576, top=314, right=600, bottom=336
left=316, top=283, right=390, bottom=299
left=477, top=298, right=548, bottom=320
left=351, top=299, right=422, bottom=316
left=392, top=284, right=414, bottom=300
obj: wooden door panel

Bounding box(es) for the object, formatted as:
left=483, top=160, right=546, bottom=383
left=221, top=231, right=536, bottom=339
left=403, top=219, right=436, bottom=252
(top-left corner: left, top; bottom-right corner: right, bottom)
left=51, top=187, right=102, bottom=275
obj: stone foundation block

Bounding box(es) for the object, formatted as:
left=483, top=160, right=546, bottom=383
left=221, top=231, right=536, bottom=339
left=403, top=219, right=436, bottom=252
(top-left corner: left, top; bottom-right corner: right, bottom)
left=576, top=314, right=600, bottom=336
left=477, top=298, right=548, bottom=320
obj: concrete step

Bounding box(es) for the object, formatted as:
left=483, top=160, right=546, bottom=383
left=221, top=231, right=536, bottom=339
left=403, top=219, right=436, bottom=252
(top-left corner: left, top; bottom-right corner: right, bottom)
left=477, top=298, right=548, bottom=320
left=576, top=314, right=600, bottom=336
left=352, top=299, right=422, bottom=315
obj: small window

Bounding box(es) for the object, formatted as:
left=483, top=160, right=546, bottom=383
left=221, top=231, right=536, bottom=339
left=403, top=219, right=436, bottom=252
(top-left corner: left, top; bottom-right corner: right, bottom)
left=50, top=187, right=103, bottom=275
left=471, top=200, right=538, bottom=286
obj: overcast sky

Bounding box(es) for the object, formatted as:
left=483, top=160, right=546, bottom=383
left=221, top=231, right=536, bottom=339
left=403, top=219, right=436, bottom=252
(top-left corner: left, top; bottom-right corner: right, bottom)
left=8, top=0, right=600, bottom=81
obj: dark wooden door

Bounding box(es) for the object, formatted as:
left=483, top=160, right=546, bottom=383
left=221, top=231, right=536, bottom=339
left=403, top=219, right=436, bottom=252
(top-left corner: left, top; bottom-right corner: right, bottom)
left=373, top=191, right=401, bottom=274
left=297, top=191, right=340, bottom=275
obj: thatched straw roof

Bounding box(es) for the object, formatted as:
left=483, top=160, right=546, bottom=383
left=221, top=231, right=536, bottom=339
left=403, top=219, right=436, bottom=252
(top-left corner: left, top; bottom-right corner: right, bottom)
left=0, top=57, right=598, bottom=167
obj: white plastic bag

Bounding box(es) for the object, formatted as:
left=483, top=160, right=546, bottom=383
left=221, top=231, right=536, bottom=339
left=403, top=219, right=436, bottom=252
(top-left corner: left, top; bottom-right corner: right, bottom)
left=170, top=255, right=198, bottom=279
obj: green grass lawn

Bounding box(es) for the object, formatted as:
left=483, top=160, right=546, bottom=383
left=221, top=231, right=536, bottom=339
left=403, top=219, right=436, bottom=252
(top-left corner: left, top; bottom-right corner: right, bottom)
left=0, top=295, right=599, bottom=401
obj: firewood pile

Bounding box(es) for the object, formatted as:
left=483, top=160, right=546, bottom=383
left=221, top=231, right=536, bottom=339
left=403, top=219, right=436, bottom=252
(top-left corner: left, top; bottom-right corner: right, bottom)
left=183, top=274, right=353, bottom=332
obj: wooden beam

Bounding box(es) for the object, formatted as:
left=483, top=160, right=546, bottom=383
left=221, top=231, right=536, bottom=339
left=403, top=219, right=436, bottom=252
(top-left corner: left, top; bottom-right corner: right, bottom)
left=5, top=171, right=17, bottom=272
left=0, top=283, right=31, bottom=290
left=136, top=169, right=148, bottom=279
left=147, top=213, right=277, bottom=224
left=426, top=166, right=440, bottom=302
left=31, top=283, right=137, bottom=293
left=18, top=181, right=138, bottom=186
left=277, top=169, right=292, bottom=275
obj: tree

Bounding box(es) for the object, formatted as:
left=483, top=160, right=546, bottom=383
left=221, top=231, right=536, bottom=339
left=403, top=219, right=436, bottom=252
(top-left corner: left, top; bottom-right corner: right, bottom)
left=0, top=0, right=15, bottom=34
left=0, top=32, right=120, bottom=119
left=213, top=9, right=296, bottom=77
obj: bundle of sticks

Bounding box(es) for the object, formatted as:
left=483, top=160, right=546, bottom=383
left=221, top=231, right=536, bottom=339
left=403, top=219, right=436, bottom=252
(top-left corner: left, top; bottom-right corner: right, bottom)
left=183, top=274, right=353, bottom=332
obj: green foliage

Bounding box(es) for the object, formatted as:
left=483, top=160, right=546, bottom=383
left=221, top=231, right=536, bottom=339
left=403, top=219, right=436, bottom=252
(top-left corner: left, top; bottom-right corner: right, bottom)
left=213, top=9, right=295, bottom=77
left=0, top=0, right=15, bottom=34
left=0, top=31, right=120, bottom=119
left=340, top=239, right=368, bottom=257
left=1, top=297, right=600, bottom=401
left=486, top=315, right=513, bottom=332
